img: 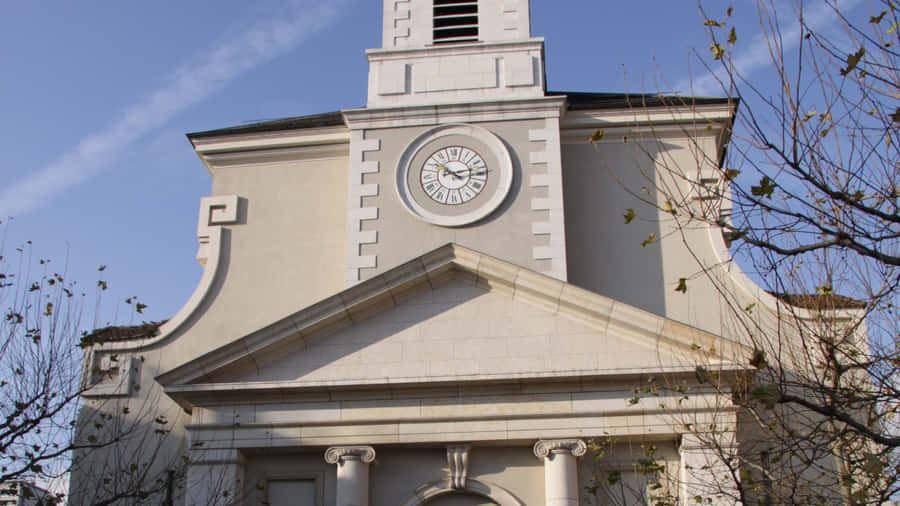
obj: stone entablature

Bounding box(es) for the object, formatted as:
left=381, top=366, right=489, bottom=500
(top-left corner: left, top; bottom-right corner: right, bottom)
left=367, top=40, right=545, bottom=107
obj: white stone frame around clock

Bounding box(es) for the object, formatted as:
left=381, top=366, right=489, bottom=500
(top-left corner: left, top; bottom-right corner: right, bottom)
left=396, top=124, right=513, bottom=227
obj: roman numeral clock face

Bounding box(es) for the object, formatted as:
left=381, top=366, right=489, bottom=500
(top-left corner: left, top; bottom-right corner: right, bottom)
left=420, top=146, right=487, bottom=205
left=396, top=125, right=514, bottom=227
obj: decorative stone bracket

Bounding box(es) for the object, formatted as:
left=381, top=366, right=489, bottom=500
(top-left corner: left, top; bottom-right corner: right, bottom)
left=447, top=445, right=471, bottom=489
left=82, top=355, right=140, bottom=398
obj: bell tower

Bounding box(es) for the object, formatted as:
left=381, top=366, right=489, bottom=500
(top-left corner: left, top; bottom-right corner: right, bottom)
left=367, top=0, right=545, bottom=107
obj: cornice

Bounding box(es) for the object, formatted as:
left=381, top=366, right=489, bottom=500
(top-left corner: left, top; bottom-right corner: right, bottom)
left=341, top=97, right=567, bottom=130
left=365, top=38, right=545, bottom=60
left=560, top=103, right=735, bottom=130
left=190, top=125, right=350, bottom=173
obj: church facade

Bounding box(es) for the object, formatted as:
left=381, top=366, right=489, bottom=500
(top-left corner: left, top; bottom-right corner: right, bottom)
left=70, top=1, right=839, bottom=505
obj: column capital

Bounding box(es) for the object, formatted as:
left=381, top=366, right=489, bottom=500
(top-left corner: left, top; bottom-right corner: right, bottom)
left=533, top=439, right=586, bottom=459
left=325, top=445, right=376, bottom=464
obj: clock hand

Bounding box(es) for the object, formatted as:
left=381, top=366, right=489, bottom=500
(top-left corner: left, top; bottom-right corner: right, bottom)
left=439, top=164, right=467, bottom=180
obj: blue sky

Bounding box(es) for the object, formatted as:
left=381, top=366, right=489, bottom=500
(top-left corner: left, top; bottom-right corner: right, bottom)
left=0, top=0, right=858, bottom=327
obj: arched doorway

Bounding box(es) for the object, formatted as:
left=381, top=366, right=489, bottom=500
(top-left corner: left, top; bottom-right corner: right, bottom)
left=424, top=492, right=498, bottom=506
left=399, top=479, right=522, bottom=506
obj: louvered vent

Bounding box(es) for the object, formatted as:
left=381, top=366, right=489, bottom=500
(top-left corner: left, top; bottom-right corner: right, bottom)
left=433, top=0, right=478, bottom=44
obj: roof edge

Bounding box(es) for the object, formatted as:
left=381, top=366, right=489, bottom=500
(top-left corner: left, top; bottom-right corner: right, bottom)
left=186, top=111, right=347, bottom=140
left=184, top=92, right=737, bottom=141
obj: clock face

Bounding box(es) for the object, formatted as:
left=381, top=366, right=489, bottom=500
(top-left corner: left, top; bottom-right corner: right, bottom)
left=420, top=146, right=488, bottom=205
left=396, top=125, right=514, bottom=227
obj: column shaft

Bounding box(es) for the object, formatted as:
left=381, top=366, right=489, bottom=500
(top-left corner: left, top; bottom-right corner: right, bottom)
left=337, top=457, right=369, bottom=506
left=325, top=446, right=376, bottom=506
left=544, top=451, right=579, bottom=506
left=534, top=439, right=586, bottom=506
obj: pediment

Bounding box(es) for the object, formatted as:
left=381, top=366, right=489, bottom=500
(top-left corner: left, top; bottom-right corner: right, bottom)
left=158, top=244, right=748, bottom=407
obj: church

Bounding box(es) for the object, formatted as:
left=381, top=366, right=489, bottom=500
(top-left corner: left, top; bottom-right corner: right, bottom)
left=70, top=1, right=849, bottom=504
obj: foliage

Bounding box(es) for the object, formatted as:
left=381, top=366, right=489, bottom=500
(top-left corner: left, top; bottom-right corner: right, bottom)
left=0, top=223, right=184, bottom=505
left=609, top=0, right=900, bottom=503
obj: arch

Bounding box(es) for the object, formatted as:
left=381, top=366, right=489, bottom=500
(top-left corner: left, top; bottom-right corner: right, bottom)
left=399, top=479, right=523, bottom=506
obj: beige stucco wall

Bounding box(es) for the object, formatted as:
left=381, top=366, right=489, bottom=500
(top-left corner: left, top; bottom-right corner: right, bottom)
left=70, top=347, right=190, bottom=506
left=71, top=149, right=350, bottom=504
left=167, top=151, right=349, bottom=365
left=562, top=133, right=728, bottom=338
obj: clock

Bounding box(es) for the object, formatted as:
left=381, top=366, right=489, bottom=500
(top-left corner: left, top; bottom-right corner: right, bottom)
left=420, top=146, right=488, bottom=205
left=396, top=124, right=514, bottom=227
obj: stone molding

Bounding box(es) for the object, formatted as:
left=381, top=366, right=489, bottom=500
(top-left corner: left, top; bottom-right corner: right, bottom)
left=325, top=446, right=376, bottom=464
left=501, top=0, right=525, bottom=39
left=345, top=130, right=381, bottom=286
left=533, top=439, right=587, bottom=459
left=183, top=405, right=740, bottom=450
left=82, top=356, right=140, bottom=398
left=190, top=126, right=350, bottom=171
left=387, top=0, right=411, bottom=48
left=86, top=195, right=241, bottom=357
left=528, top=118, right=567, bottom=281
left=559, top=103, right=736, bottom=132
left=446, top=445, right=470, bottom=490
left=366, top=38, right=544, bottom=60
left=343, top=97, right=566, bottom=131
left=366, top=39, right=545, bottom=108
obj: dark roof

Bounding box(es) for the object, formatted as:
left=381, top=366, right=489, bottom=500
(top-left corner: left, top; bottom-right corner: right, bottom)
left=81, top=321, right=167, bottom=346
left=185, top=92, right=734, bottom=140
left=549, top=91, right=733, bottom=111
left=187, top=111, right=346, bottom=140
left=770, top=293, right=867, bottom=310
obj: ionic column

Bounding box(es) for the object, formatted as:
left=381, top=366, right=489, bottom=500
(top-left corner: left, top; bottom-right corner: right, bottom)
left=679, top=432, right=739, bottom=505
left=325, top=446, right=376, bottom=506
left=533, top=439, right=586, bottom=506
left=185, top=448, right=246, bottom=506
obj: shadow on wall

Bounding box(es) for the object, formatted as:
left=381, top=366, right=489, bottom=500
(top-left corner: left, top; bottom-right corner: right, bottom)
left=563, top=140, right=672, bottom=318
left=204, top=278, right=485, bottom=384
left=68, top=393, right=189, bottom=506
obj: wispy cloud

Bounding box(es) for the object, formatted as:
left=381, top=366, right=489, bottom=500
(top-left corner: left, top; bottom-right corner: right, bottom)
left=1, top=0, right=348, bottom=217
left=676, top=0, right=863, bottom=96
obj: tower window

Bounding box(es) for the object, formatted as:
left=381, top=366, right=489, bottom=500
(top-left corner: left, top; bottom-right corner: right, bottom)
left=433, top=0, right=478, bottom=44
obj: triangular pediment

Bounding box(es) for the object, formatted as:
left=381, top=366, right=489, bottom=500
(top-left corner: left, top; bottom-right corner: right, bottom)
left=158, top=244, right=748, bottom=407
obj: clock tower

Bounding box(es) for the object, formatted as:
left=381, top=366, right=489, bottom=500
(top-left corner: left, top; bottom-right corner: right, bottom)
left=343, top=0, right=567, bottom=285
